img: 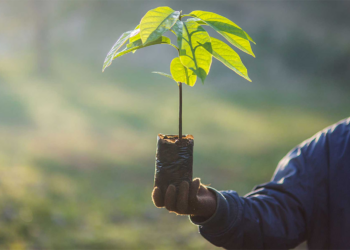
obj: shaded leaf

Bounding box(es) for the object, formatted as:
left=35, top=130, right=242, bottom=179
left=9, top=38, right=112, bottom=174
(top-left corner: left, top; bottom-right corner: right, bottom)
left=175, top=20, right=212, bottom=83
left=171, top=20, right=183, bottom=38
left=152, top=71, right=175, bottom=80
left=203, top=37, right=251, bottom=82
left=189, top=10, right=255, bottom=57
left=140, top=6, right=180, bottom=45
left=102, top=29, right=140, bottom=72
left=170, top=57, right=197, bottom=87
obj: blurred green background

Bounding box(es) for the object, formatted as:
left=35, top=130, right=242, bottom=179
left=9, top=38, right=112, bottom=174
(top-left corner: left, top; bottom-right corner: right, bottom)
left=0, top=0, right=349, bottom=249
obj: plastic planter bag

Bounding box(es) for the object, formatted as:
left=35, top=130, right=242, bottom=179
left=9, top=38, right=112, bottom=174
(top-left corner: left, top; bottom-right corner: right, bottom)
left=154, top=134, right=194, bottom=196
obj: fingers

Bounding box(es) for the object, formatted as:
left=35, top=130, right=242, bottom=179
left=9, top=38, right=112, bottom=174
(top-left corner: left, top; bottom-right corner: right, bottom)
left=176, top=181, right=189, bottom=213
left=164, top=184, right=177, bottom=212
left=152, top=186, right=164, bottom=208
left=155, top=178, right=201, bottom=215
left=189, top=178, right=201, bottom=206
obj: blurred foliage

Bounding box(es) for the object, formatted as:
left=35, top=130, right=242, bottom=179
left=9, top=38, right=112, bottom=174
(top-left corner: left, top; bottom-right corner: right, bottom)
left=0, top=0, right=349, bottom=249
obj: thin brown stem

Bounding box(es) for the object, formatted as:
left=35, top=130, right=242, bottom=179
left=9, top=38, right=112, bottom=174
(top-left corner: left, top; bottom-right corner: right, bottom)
left=179, top=82, right=182, bottom=141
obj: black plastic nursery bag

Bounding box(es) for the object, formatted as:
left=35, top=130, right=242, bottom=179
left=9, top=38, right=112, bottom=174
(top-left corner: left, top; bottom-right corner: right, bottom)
left=154, top=134, right=194, bottom=196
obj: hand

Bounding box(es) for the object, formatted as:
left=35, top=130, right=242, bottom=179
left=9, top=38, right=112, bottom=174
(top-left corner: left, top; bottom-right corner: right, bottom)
left=152, top=178, right=217, bottom=219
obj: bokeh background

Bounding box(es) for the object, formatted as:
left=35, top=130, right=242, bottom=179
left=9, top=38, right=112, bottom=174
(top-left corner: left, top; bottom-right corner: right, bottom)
left=0, top=0, right=349, bottom=249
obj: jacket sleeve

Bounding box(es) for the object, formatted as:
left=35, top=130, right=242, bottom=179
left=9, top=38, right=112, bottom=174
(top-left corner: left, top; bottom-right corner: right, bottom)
left=190, top=129, right=330, bottom=249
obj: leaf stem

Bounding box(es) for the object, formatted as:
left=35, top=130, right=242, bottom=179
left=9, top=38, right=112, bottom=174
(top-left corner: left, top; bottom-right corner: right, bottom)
left=178, top=82, right=182, bottom=141
left=178, top=14, right=183, bottom=142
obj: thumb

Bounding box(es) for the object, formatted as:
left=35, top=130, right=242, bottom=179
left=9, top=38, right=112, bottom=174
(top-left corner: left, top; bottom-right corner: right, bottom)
left=189, top=178, right=201, bottom=206
left=152, top=186, right=164, bottom=208
left=195, top=186, right=217, bottom=218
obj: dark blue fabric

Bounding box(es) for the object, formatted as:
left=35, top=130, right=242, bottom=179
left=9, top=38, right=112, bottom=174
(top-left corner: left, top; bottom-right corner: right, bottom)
left=191, top=118, right=350, bottom=249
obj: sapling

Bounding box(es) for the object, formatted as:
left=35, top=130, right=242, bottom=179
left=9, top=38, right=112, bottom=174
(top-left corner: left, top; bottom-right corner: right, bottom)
left=102, top=6, right=255, bottom=196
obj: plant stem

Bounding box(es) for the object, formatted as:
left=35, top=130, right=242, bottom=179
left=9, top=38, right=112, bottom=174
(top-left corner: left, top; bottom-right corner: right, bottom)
left=179, top=82, right=182, bottom=141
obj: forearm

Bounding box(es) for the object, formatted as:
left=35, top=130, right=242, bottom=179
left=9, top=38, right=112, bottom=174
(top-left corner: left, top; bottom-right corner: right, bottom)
left=191, top=187, right=306, bottom=249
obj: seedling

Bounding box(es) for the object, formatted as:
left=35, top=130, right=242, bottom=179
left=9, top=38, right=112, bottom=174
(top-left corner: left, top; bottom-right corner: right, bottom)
left=102, top=6, right=255, bottom=194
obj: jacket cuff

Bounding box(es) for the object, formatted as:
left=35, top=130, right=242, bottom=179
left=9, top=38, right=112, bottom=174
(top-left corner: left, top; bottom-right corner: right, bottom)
left=189, top=187, right=241, bottom=235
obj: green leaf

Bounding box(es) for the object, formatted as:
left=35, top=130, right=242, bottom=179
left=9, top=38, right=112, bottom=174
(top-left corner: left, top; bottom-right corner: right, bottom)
left=175, top=20, right=212, bottom=83
left=152, top=71, right=175, bottom=81
left=114, top=36, right=172, bottom=60
left=129, top=28, right=141, bottom=54
left=244, top=31, right=256, bottom=45
left=189, top=10, right=255, bottom=57
left=127, top=35, right=178, bottom=51
left=103, top=36, right=172, bottom=71
left=102, top=29, right=140, bottom=72
left=186, top=17, right=206, bottom=26
left=130, top=27, right=141, bottom=44
left=171, top=20, right=183, bottom=38
left=140, top=6, right=180, bottom=45
left=170, top=57, right=197, bottom=87
left=203, top=37, right=251, bottom=82
left=130, top=33, right=141, bottom=44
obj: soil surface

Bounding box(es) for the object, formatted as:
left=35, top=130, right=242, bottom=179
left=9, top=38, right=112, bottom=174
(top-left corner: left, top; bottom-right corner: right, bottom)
left=158, top=134, right=194, bottom=146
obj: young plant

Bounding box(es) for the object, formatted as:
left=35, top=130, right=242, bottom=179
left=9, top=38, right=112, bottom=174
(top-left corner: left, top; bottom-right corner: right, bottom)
left=103, top=7, right=256, bottom=195
left=102, top=6, right=255, bottom=141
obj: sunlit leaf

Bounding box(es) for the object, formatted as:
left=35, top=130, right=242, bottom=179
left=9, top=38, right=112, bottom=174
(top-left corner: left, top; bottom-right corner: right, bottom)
left=186, top=17, right=206, bottom=26
left=170, top=57, right=197, bottom=86
left=103, top=36, right=172, bottom=71
left=152, top=71, right=175, bottom=81
left=140, top=6, right=180, bottom=45
left=187, top=15, right=256, bottom=46
left=129, top=28, right=141, bottom=54
left=244, top=31, right=256, bottom=45
left=130, top=27, right=141, bottom=44
left=174, top=20, right=212, bottom=83
left=115, top=36, right=172, bottom=59
left=203, top=37, right=251, bottom=82
left=189, top=10, right=255, bottom=57
left=102, top=29, right=140, bottom=72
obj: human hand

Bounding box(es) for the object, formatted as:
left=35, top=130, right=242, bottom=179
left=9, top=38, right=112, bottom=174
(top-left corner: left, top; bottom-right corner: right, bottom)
left=152, top=178, right=217, bottom=219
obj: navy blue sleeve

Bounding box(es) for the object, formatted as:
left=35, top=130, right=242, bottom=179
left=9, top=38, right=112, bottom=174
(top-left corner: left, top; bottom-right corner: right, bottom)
left=190, top=123, right=333, bottom=249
